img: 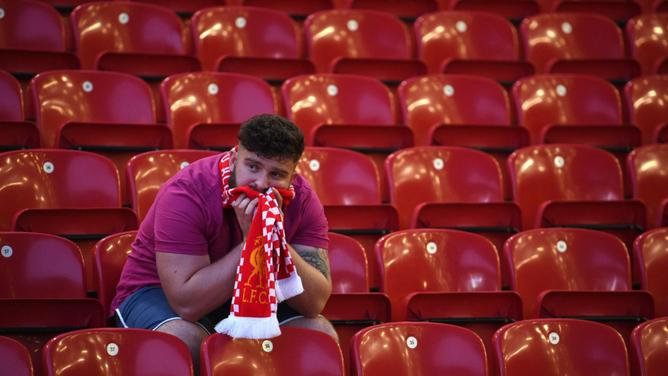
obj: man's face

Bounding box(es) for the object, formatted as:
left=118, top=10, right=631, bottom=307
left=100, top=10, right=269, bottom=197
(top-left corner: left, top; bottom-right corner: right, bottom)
left=229, top=145, right=296, bottom=192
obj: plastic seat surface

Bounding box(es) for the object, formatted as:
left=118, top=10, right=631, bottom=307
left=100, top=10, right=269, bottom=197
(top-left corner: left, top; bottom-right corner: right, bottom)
left=42, top=328, right=193, bottom=376
left=633, top=228, right=668, bottom=317
left=0, top=70, right=39, bottom=149
left=351, top=322, right=488, bottom=376
left=494, top=319, right=629, bottom=376
left=200, top=327, right=344, bottom=376
left=628, top=145, right=668, bottom=228
left=626, top=14, right=668, bottom=75
left=94, top=231, right=136, bottom=318
left=631, top=317, right=668, bottom=376
left=0, top=336, right=33, bottom=376
left=625, top=76, right=668, bottom=145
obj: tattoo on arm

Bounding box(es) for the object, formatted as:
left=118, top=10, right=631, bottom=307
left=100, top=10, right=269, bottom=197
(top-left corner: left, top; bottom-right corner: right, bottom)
left=295, top=246, right=331, bottom=280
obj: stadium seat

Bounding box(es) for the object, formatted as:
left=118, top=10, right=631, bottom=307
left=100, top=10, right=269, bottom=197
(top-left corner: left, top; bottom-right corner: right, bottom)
left=229, top=0, right=338, bottom=21
left=631, top=317, right=668, bottom=376
left=161, top=72, right=276, bottom=149
left=414, top=11, right=534, bottom=82
left=376, top=229, right=522, bottom=375
left=628, top=144, right=668, bottom=228
left=351, top=322, right=488, bottom=376
left=656, top=0, right=668, bottom=12
left=347, top=0, right=438, bottom=20
left=42, top=328, right=193, bottom=376
left=626, top=14, right=668, bottom=75
left=127, top=150, right=218, bottom=222
left=30, top=70, right=172, bottom=203
left=624, top=75, right=668, bottom=145
left=548, top=0, right=641, bottom=22
left=446, top=0, right=540, bottom=22
left=200, top=327, right=344, bottom=376
left=520, top=13, right=640, bottom=81
left=494, top=319, right=630, bottom=376
left=385, top=146, right=521, bottom=267
left=304, top=9, right=426, bottom=83
left=126, top=0, right=223, bottom=16
left=0, top=232, right=105, bottom=366
left=508, top=144, right=646, bottom=252
left=0, top=0, right=79, bottom=75
left=191, top=6, right=314, bottom=80
left=296, top=147, right=398, bottom=290
left=0, top=70, right=39, bottom=150
left=94, top=230, right=136, bottom=321
left=0, top=149, right=138, bottom=288
left=633, top=228, right=668, bottom=317
left=0, top=335, right=33, bottom=376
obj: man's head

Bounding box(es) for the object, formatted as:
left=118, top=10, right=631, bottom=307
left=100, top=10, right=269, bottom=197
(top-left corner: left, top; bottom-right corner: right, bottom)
left=230, top=114, right=305, bottom=192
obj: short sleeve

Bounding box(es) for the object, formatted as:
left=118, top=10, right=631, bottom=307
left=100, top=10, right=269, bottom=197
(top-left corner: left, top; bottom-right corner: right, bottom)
left=287, top=180, right=329, bottom=250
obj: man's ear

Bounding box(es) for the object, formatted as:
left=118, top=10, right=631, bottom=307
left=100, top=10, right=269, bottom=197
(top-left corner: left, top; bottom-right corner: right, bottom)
left=229, top=148, right=238, bottom=166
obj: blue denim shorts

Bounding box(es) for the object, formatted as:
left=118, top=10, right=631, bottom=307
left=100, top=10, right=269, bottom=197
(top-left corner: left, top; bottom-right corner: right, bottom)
left=115, top=286, right=302, bottom=334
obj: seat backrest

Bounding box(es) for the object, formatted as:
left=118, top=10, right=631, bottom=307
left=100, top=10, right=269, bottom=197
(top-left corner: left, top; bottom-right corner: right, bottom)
left=376, top=229, right=502, bottom=320
left=161, top=72, right=276, bottom=148
left=295, top=147, right=381, bottom=206
left=512, top=74, right=623, bottom=143
left=42, top=328, right=193, bottom=376
left=494, top=318, right=629, bottom=375
left=191, top=6, right=301, bottom=71
left=0, top=0, right=66, bottom=51
left=0, top=232, right=86, bottom=298
left=328, top=232, right=368, bottom=293
left=127, top=150, right=218, bottom=222
left=415, top=11, right=521, bottom=73
left=200, top=327, right=344, bottom=376
left=234, top=0, right=336, bottom=19
left=625, top=75, right=668, bottom=144
left=386, top=146, right=504, bottom=229
left=0, top=335, right=33, bottom=376
left=30, top=70, right=155, bottom=148
left=351, top=321, right=488, bottom=376
left=71, top=1, right=188, bottom=69
left=628, top=144, right=668, bottom=227
left=399, top=74, right=512, bottom=145
left=94, top=231, right=136, bottom=317
left=0, top=70, right=23, bottom=120
left=625, top=14, right=668, bottom=75
left=304, top=9, right=413, bottom=72
left=633, top=228, right=668, bottom=317
left=504, top=228, right=631, bottom=318
left=508, top=144, right=624, bottom=228
left=0, top=150, right=122, bottom=230
left=631, top=317, right=668, bottom=376
left=282, top=74, right=395, bottom=140
left=520, top=13, right=626, bottom=73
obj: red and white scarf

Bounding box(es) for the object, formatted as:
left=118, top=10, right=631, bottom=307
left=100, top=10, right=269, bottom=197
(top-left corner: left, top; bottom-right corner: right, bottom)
left=214, top=148, right=303, bottom=339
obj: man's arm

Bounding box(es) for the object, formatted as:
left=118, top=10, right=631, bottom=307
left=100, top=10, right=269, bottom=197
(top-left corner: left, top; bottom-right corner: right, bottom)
left=285, top=244, right=332, bottom=317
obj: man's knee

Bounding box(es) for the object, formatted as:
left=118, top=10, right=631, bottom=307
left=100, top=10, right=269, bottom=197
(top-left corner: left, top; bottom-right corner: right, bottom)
left=154, top=319, right=208, bottom=354
left=282, top=316, right=339, bottom=343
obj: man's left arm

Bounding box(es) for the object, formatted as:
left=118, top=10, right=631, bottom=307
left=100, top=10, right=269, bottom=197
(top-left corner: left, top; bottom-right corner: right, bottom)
left=285, top=243, right=332, bottom=317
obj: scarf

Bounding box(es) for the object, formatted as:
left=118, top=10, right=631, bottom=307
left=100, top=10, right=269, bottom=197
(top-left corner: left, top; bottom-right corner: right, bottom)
left=214, top=148, right=303, bottom=339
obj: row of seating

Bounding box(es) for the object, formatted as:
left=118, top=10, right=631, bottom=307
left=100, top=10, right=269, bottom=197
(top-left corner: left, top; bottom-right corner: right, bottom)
left=2, top=317, right=667, bottom=375
left=2, top=1, right=668, bottom=82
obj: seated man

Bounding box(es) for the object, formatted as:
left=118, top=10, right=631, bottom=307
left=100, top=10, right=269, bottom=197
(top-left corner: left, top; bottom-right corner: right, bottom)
left=112, top=114, right=335, bottom=367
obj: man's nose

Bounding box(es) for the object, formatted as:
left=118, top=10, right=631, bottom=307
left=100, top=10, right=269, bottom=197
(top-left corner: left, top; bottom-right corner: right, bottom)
left=251, top=175, right=269, bottom=192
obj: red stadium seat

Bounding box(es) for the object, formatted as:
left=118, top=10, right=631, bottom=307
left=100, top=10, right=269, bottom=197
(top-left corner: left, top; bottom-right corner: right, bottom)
left=127, top=150, right=218, bottom=222
left=550, top=0, right=641, bottom=22
left=0, top=232, right=104, bottom=366
left=0, top=0, right=79, bottom=75
left=628, top=145, right=668, bottom=228
left=351, top=322, right=488, bottom=376
left=0, top=70, right=39, bottom=150
left=631, top=317, right=668, bottom=376
left=304, top=9, right=426, bottom=82
left=633, top=228, right=668, bottom=317
left=94, top=231, right=136, bottom=320
left=376, top=229, right=522, bottom=375
left=626, top=14, right=668, bottom=75
left=494, top=319, right=630, bottom=376
left=347, top=0, right=438, bottom=19
left=520, top=13, right=640, bottom=80
left=296, top=147, right=398, bottom=290
left=200, top=327, right=344, bottom=376
left=0, top=336, right=33, bottom=376
left=230, top=0, right=338, bottom=21
left=161, top=72, right=276, bottom=149
left=0, top=150, right=137, bottom=288
left=385, top=146, right=521, bottom=266
left=191, top=6, right=314, bottom=80
left=447, top=0, right=541, bottom=21
left=508, top=144, right=646, bottom=252
left=625, top=76, right=668, bottom=145
left=414, top=11, right=534, bottom=82
left=125, top=0, right=223, bottom=16
left=42, top=328, right=193, bottom=376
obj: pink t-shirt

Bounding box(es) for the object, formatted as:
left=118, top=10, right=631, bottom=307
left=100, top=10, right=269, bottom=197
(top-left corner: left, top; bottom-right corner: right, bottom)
left=111, top=154, right=329, bottom=314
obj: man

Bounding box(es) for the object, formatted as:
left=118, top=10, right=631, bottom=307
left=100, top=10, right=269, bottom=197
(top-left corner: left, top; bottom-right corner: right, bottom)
left=112, top=114, right=335, bottom=365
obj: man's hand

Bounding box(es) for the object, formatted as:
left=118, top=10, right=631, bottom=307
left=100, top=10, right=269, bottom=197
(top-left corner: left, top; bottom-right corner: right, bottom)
left=231, top=194, right=258, bottom=237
